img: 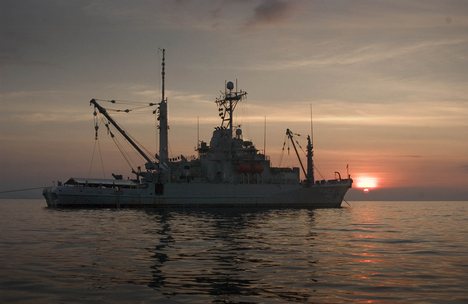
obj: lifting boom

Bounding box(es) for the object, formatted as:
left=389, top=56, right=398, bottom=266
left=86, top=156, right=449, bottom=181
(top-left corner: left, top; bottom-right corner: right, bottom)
left=286, top=129, right=314, bottom=185
left=286, top=128, right=307, bottom=180
left=90, top=99, right=155, bottom=166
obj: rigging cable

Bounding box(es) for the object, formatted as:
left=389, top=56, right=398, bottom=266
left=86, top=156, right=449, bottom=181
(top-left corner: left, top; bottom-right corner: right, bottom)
left=278, top=134, right=287, bottom=167
left=106, top=104, right=157, bottom=113
left=99, top=112, right=155, bottom=164
left=102, top=118, right=137, bottom=172
left=93, top=98, right=158, bottom=113
left=88, top=112, right=106, bottom=177
left=96, top=138, right=106, bottom=178
left=97, top=102, right=157, bottom=160
left=95, top=98, right=154, bottom=105
left=126, top=132, right=154, bottom=161
left=88, top=139, right=98, bottom=177
left=314, top=164, right=326, bottom=180
left=295, top=140, right=307, bottom=157
left=0, top=187, right=48, bottom=194
left=89, top=101, right=158, bottom=176
left=110, top=131, right=136, bottom=173
left=88, top=117, right=98, bottom=176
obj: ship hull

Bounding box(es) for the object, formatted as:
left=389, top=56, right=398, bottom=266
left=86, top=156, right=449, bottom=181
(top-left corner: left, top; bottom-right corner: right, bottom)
left=43, top=180, right=352, bottom=208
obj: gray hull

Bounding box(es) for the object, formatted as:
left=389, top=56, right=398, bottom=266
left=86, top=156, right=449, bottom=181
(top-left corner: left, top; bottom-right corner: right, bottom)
left=43, top=180, right=352, bottom=208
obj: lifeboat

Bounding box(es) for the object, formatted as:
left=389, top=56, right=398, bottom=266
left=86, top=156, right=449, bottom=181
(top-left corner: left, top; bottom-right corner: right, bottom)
left=236, top=162, right=264, bottom=174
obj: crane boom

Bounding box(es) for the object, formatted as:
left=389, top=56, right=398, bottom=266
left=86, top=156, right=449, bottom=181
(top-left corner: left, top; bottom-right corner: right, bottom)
left=90, top=99, right=155, bottom=165
left=286, top=128, right=307, bottom=179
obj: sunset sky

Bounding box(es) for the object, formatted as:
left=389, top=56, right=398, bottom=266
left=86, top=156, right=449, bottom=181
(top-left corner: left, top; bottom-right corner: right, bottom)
left=1, top=0, right=467, bottom=200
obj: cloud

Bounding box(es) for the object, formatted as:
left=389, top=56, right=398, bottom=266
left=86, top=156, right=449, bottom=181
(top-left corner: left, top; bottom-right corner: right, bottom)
left=461, top=165, right=468, bottom=173
left=242, top=38, right=468, bottom=71
left=4, top=111, right=90, bottom=124
left=245, top=0, right=294, bottom=28
left=127, top=85, right=211, bottom=105
left=399, top=154, right=423, bottom=159
left=0, top=53, right=56, bottom=67
left=233, top=99, right=468, bottom=128
left=0, top=28, right=55, bottom=67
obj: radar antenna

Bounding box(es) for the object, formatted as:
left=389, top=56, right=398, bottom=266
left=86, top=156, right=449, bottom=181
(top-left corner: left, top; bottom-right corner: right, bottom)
left=215, top=80, right=247, bottom=138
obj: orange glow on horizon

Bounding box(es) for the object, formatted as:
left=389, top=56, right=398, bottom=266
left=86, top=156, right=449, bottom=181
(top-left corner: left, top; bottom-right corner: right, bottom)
left=355, top=176, right=379, bottom=192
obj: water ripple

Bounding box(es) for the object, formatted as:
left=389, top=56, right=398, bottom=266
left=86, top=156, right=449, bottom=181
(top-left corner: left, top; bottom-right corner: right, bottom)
left=0, top=200, right=467, bottom=303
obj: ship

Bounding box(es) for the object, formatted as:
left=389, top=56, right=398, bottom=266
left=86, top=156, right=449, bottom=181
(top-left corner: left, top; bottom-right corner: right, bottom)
left=43, top=49, right=352, bottom=208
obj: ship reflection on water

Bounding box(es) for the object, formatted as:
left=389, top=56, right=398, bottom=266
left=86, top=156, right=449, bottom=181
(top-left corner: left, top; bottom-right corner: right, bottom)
left=137, top=203, right=468, bottom=303
left=145, top=208, right=317, bottom=302
left=1, top=200, right=467, bottom=303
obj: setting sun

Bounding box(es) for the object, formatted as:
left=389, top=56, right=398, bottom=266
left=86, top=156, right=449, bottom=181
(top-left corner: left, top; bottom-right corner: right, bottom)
left=355, top=176, right=378, bottom=192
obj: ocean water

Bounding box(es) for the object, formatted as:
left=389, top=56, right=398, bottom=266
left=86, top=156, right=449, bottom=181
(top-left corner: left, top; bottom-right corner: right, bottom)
left=0, top=200, right=467, bottom=303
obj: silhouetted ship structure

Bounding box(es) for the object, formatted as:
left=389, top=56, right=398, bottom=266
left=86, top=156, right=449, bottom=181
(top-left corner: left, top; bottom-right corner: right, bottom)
left=43, top=50, right=352, bottom=208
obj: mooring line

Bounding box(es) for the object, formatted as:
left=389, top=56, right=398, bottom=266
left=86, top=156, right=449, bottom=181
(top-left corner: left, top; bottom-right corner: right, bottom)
left=0, top=187, right=47, bottom=194
left=344, top=199, right=352, bottom=208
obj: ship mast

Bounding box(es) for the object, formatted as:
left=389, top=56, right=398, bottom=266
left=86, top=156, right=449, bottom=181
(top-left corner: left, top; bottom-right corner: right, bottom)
left=215, top=81, right=247, bottom=138
left=307, top=104, right=315, bottom=185
left=307, top=135, right=314, bottom=184
left=158, top=48, right=168, bottom=165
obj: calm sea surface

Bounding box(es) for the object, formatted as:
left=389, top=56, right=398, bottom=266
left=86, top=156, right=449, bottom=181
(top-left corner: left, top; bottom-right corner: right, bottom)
left=0, top=200, right=467, bottom=303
